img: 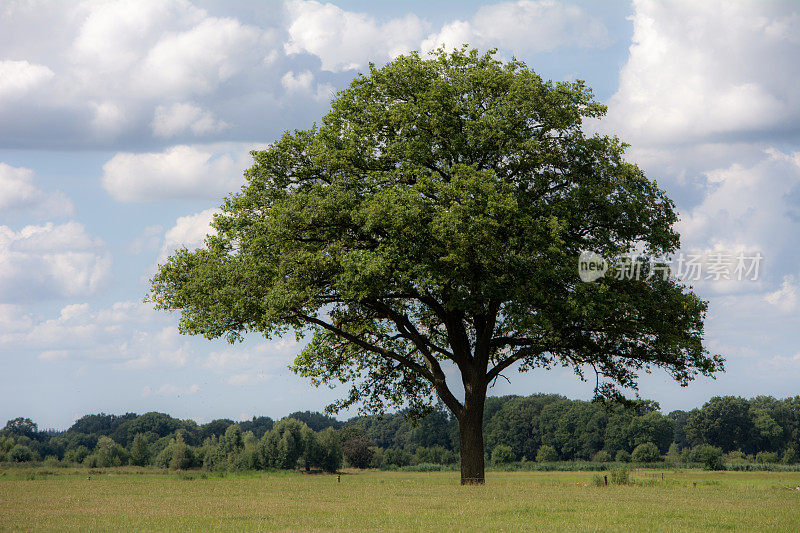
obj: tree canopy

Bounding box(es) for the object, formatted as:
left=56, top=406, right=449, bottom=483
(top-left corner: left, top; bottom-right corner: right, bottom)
left=148, top=47, right=723, bottom=483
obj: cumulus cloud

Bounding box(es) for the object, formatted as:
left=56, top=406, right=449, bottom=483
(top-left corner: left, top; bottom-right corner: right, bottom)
left=0, top=0, right=282, bottom=147
left=152, top=103, right=228, bottom=138
left=0, top=222, right=111, bottom=302
left=158, top=208, right=220, bottom=263
left=0, top=299, right=194, bottom=369
left=765, top=276, right=799, bottom=312
left=604, top=0, right=800, bottom=146
left=101, top=143, right=258, bottom=202
left=421, top=0, right=610, bottom=53
left=676, top=149, right=800, bottom=265
left=0, top=163, right=74, bottom=218
left=284, top=0, right=428, bottom=72
left=0, top=60, right=54, bottom=101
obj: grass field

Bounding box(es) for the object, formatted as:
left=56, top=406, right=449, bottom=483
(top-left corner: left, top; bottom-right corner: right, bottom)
left=1, top=467, right=799, bottom=531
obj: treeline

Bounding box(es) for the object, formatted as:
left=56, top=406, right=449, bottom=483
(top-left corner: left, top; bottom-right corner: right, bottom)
left=2, top=394, right=799, bottom=470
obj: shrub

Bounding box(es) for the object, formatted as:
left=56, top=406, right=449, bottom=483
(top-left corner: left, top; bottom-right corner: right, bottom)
left=631, top=442, right=661, bottom=463
left=691, top=444, right=724, bottom=470
left=723, top=450, right=747, bottom=464
left=615, top=450, right=631, bottom=463
left=609, top=467, right=629, bottom=485
left=342, top=436, right=373, bottom=469
left=64, top=445, right=90, bottom=464
left=491, top=444, right=515, bottom=465
left=414, top=446, right=457, bottom=465
left=592, top=473, right=606, bottom=486
left=782, top=448, right=798, bottom=465
left=8, top=444, right=34, bottom=462
left=383, top=448, right=412, bottom=468
left=536, top=445, right=558, bottom=463
left=666, top=443, right=681, bottom=463
left=592, top=450, right=611, bottom=463
left=755, top=451, right=780, bottom=464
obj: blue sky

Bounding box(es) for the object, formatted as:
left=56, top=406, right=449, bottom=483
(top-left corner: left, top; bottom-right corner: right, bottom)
left=2, top=0, right=800, bottom=429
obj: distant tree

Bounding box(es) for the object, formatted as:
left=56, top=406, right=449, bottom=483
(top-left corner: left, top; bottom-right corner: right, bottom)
left=342, top=436, right=373, bottom=468
left=690, top=444, right=724, bottom=470
left=237, top=416, right=274, bottom=439
left=149, top=47, right=721, bottom=484
left=8, top=444, right=35, bottom=462
left=86, top=436, right=128, bottom=467
left=615, top=450, right=631, bottom=463
left=631, top=442, right=660, bottom=463
left=202, top=419, right=235, bottom=440
left=129, top=433, right=151, bottom=466
left=261, top=418, right=308, bottom=469
left=3, top=417, right=37, bottom=439
left=287, top=411, right=342, bottom=432
left=536, top=445, right=559, bottom=463
left=491, top=444, right=515, bottom=465
left=315, top=427, right=343, bottom=473
left=686, top=397, right=757, bottom=453
left=64, top=445, right=90, bottom=464
left=592, top=450, right=611, bottom=463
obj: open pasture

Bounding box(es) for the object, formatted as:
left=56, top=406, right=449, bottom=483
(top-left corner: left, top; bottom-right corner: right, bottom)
left=1, top=468, right=799, bottom=531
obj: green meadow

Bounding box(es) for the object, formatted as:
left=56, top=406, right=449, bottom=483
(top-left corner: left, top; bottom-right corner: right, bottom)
left=2, top=467, right=799, bottom=531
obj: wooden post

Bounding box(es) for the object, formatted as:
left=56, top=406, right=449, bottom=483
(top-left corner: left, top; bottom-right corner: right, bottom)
left=604, top=475, right=608, bottom=486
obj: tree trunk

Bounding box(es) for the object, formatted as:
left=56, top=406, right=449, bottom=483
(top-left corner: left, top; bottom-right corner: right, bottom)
left=458, top=384, right=487, bottom=485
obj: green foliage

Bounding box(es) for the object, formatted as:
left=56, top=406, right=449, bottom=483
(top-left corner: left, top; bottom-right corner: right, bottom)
left=536, top=445, right=558, bottom=463
left=64, top=445, right=90, bottom=464
left=8, top=444, right=35, bottom=462
left=782, top=448, right=798, bottom=464
left=615, top=450, right=631, bottom=463
left=129, top=433, right=151, bottom=467
left=592, top=473, right=606, bottom=486
left=609, top=467, right=630, bottom=485
left=3, top=417, right=38, bottom=438
left=383, top=448, right=412, bottom=468
left=755, top=451, right=780, bottom=464
left=414, top=445, right=457, bottom=465
left=148, top=47, right=721, bottom=484
left=261, top=418, right=310, bottom=469
left=314, top=427, right=343, bottom=473
left=491, top=444, right=515, bottom=464
left=85, top=436, right=128, bottom=467
left=690, top=444, right=724, bottom=470
left=592, top=450, right=611, bottom=463
left=631, top=442, right=661, bottom=463
left=342, top=436, right=373, bottom=468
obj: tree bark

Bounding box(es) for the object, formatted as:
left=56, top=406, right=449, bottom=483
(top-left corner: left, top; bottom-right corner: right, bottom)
left=458, top=382, right=487, bottom=485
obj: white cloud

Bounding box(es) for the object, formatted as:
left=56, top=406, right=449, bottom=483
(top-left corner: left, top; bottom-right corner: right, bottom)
left=422, top=0, right=610, bottom=53
left=158, top=207, right=220, bottom=263
left=765, top=276, right=798, bottom=312
left=0, top=163, right=74, bottom=217
left=0, top=299, right=196, bottom=371
left=101, top=143, right=258, bottom=202
left=152, top=103, right=228, bottom=138
left=0, top=222, right=111, bottom=302
left=118, top=326, right=192, bottom=369
left=604, top=0, right=800, bottom=145
left=0, top=60, right=54, bottom=101
left=284, top=0, right=427, bottom=72
left=676, top=149, right=800, bottom=262
left=281, top=70, right=314, bottom=93
left=0, top=0, right=282, bottom=146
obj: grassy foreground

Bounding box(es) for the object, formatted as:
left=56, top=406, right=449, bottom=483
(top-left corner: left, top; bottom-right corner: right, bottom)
left=1, top=467, right=799, bottom=531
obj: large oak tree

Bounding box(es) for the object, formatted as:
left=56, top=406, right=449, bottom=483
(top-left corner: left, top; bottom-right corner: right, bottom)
left=149, top=48, right=722, bottom=484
